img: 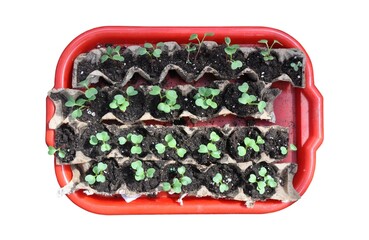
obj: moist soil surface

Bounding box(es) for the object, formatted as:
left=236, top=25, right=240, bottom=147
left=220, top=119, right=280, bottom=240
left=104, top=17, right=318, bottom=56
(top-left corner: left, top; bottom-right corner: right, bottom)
left=281, top=56, right=304, bottom=86
left=108, top=87, right=146, bottom=122
left=83, top=158, right=123, bottom=193
left=68, top=87, right=110, bottom=123
left=188, top=128, right=227, bottom=165
left=227, top=127, right=264, bottom=162
left=134, top=52, right=172, bottom=79
left=185, top=88, right=223, bottom=118
left=55, top=124, right=78, bottom=163
left=148, top=127, right=189, bottom=161
left=114, top=127, right=150, bottom=158
left=122, top=160, right=161, bottom=192
left=243, top=161, right=278, bottom=200
left=161, top=163, right=203, bottom=193
left=223, top=82, right=262, bottom=117
left=147, top=89, right=185, bottom=120
left=80, top=124, right=113, bottom=160
left=264, top=128, right=289, bottom=159
left=206, top=44, right=245, bottom=78
left=203, top=164, right=242, bottom=195
left=246, top=50, right=282, bottom=83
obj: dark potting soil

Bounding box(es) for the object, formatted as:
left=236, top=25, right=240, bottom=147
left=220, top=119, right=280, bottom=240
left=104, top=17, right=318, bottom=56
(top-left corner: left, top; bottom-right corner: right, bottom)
left=223, top=82, right=262, bottom=117
left=148, top=127, right=189, bottom=161
left=99, top=51, right=134, bottom=83
left=171, top=46, right=213, bottom=77
left=188, top=128, right=226, bottom=165
left=114, top=127, right=150, bottom=158
left=281, top=56, right=304, bottom=87
left=76, top=60, right=99, bottom=84
left=243, top=162, right=278, bottom=200
left=55, top=124, right=78, bottom=163
left=203, top=164, right=242, bottom=195
left=227, top=127, right=264, bottom=162
left=80, top=123, right=113, bottom=159
left=122, top=160, right=161, bottom=192
left=75, top=87, right=110, bottom=123
left=264, top=128, right=289, bottom=160
left=83, top=158, right=124, bottom=193
left=108, top=87, right=146, bottom=122
left=147, top=89, right=184, bottom=121
left=134, top=52, right=172, bottom=79
left=161, top=163, right=203, bottom=193
left=207, top=44, right=245, bottom=78
left=246, top=50, right=282, bottom=83
left=185, top=88, right=223, bottom=118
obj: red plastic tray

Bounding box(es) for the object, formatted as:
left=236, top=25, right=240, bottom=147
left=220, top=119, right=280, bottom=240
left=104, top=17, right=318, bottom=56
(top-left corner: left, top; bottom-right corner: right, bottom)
left=45, top=26, right=323, bottom=214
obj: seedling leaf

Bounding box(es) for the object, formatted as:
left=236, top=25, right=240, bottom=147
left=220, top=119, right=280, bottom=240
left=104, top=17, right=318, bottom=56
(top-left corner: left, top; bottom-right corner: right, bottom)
left=177, top=148, right=187, bottom=158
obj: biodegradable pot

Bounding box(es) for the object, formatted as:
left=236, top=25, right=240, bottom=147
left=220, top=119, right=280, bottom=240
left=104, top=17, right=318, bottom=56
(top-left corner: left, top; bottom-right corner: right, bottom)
left=74, top=42, right=306, bottom=88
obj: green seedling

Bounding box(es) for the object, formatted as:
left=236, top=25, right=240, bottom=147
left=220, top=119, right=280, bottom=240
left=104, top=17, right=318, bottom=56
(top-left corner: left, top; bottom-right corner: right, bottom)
left=237, top=136, right=265, bottom=157
left=280, top=143, right=298, bottom=155
left=101, top=46, right=124, bottom=63
left=290, top=61, right=302, bottom=71
left=85, top=162, right=108, bottom=185
left=48, top=146, right=66, bottom=159
left=185, top=43, right=197, bottom=63
left=109, top=86, right=138, bottom=112
left=237, top=82, right=267, bottom=113
left=155, top=134, right=187, bottom=158
left=194, top=87, right=220, bottom=109
left=138, top=42, right=164, bottom=58
left=248, top=166, right=277, bottom=194
left=198, top=131, right=222, bottom=159
left=224, top=37, right=243, bottom=70
left=162, top=166, right=192, bottom=193
left=189, top=32, right=215, bottom=61
left=258, top=39, right=282, bottom=61
left=65, top=79, right=98, bottom=119
left=149, top=86, right=181, bottom=113
left=119, top=133, right=144, bottom=155
left=212, top=173, right=229, bottom=193
left=89, top=131, right=112, bottom=152
left=131, top=160, right=156, bottom=181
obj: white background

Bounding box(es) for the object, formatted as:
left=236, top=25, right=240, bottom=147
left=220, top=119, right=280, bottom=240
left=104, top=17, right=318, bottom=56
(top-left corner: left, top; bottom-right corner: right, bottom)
left=0, top=0, right=367, bottom=239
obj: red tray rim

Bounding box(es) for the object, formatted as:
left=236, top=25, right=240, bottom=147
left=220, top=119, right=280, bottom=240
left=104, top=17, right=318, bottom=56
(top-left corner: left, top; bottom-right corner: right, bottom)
left=45, top=26, right=324, bottom=214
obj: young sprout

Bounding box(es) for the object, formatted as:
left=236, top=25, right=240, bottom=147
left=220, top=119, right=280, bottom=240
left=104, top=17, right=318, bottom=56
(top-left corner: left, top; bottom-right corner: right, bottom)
left=185, top=43, right=197, bottom=63
left=119, top=133, right=144, bottom=154
left=48, top=146, right=66, bottom=159
left=109, top=86, right=138, bottom=112
left=237, top=82, right=267, bottom=113
left=85, top=162, right=108, bottom=185
left=101, top=46, right=124, bottom=63
left=194, top=87, right=221, bottom=109
left=237, top=136, right=265, bottom=157
left=198, top=131, right=222, bottom=159
left=65, top=79, right=98, bottom=119
left=189, top=32, right=215, bottom=61
left=224, top=37, right=243, bottom=70
left=131, top=160, right=156, bottom=181
left=258, top=39, right=282, bottom=61
left=89, top=131, right=112, bottom=152
left=290, top=61, right=302, bottom=71
left=162, top=166, right=192, bottom=193
left=138, top=42, right=164, bottom=58
left=212, top=173, right=229, bottom=193
left=248, top=167, right=277, bottom=194
left=280, top=143, right=298, bottom=155
left=155, top=134, right=187, bottom=158
left=149, top=86, right=181, bottom=113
